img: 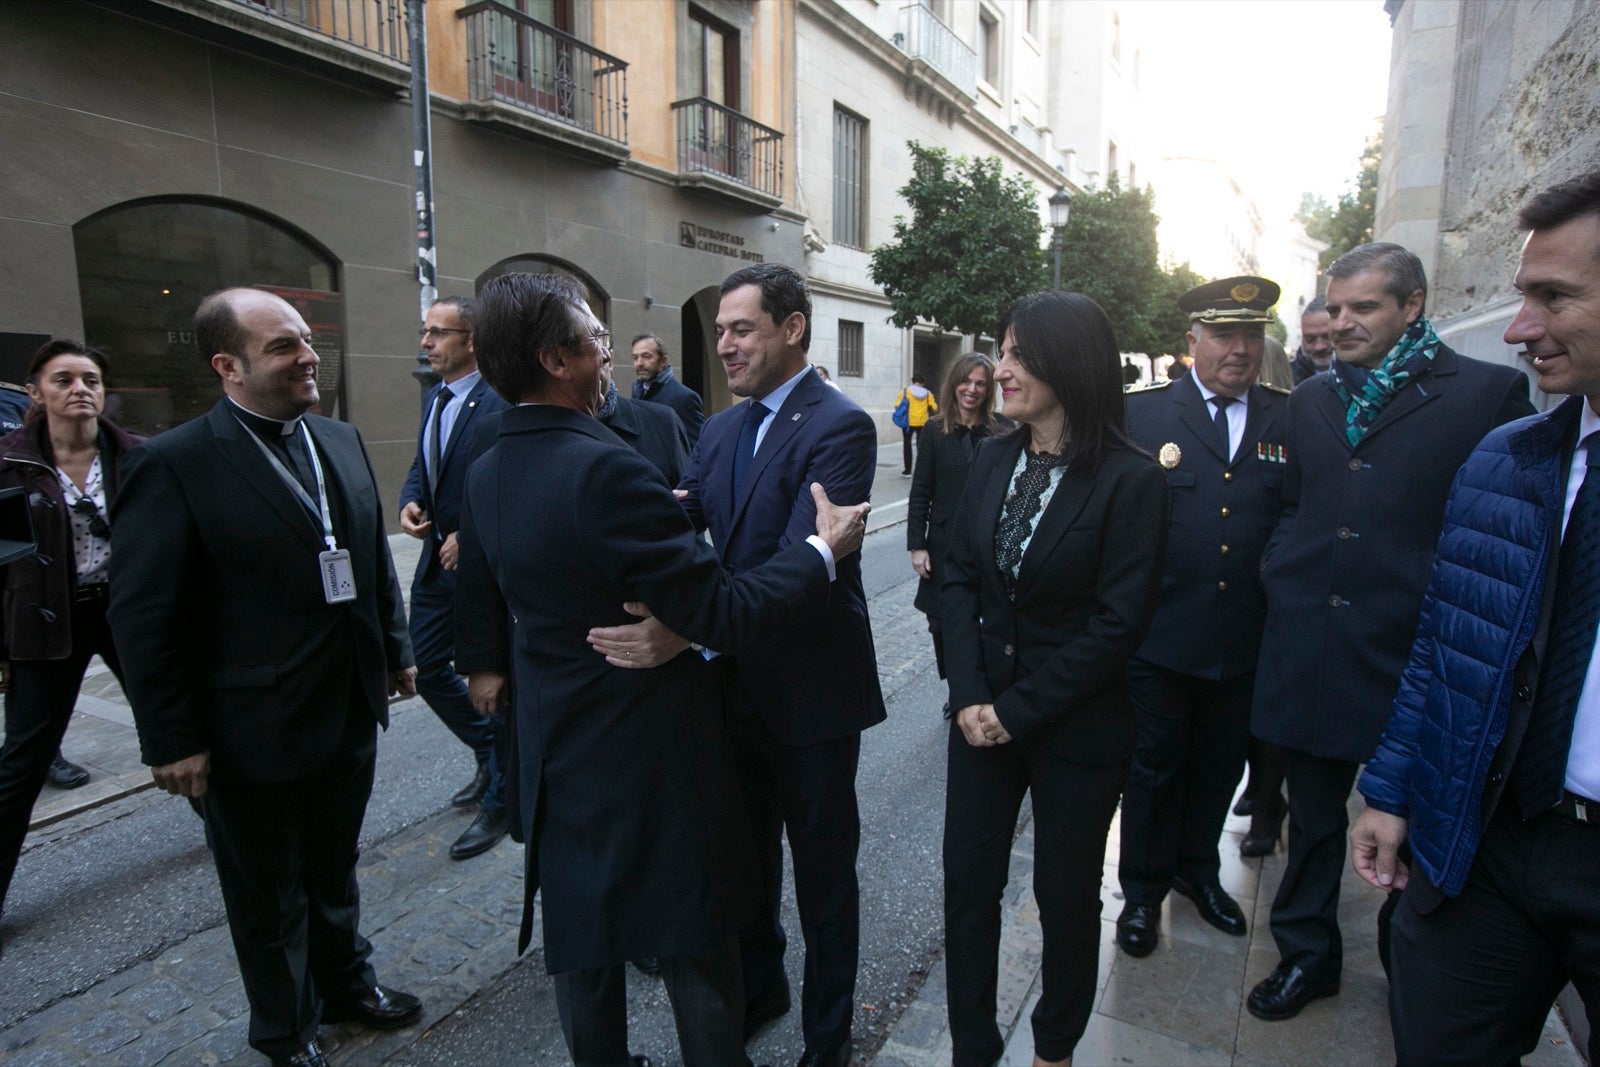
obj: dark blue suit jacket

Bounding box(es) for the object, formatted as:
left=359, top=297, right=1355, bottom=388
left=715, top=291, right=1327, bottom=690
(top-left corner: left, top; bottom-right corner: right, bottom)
left=399, top=375, right=508, bottom=583
left=679, top=368, right=886, bottom=746
left=1124, top=375, right=1289, bottom=679
left=637, top=373, right=705, bottom=449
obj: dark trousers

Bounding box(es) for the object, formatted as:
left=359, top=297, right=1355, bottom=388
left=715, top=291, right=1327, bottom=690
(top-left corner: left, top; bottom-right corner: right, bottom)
left=901, top=427, right=917, bottom=474
left=1267, top=749, right=1359, bottom=973
left=201, top=705, right=379, bottom=1059
left=410, top=570, right=503, bottom=816
left=1118, top=662, right=1252, bottom=905
left=553, top=931, right=751, bottom=1067
left=730, top=707, right=861, bottom=1057
left=944, top=724, right=1128, bottom=1065
left=927, top=618, right=947, bottom=680
left=1243, top=737, right=1288, bottom=835
left=1390, top=804, right=1600, bottom=1066
left=0, top=594, right=123, bottom=914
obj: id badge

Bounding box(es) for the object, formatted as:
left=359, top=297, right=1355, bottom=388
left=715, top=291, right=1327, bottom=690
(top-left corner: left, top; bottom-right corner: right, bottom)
left=319, top=549, right=357, bottom=604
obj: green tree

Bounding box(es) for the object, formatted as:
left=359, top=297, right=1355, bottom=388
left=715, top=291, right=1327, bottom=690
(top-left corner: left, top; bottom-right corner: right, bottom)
left=1145, top=261, right=1206, bottom=358
left=870, top=142, right=1046, bottom=337
left=1298, top=136, right=1380, bottom=271
left=1054, top=175, right=1167, bottom=353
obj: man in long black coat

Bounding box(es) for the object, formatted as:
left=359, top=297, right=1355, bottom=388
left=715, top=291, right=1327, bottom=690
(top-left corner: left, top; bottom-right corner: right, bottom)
left=1245, top=244, right=1534, bottom=1022
left=453, top=272, right=867, bottom=1065
left=109, top=288, right=421, bottom=1067
left=1115, top=277, right=1291, bottom=958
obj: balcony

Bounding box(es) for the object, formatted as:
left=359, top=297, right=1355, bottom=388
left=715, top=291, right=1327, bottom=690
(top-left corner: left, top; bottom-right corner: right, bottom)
left=457, top=1, right=629, bottom=164
left=672, top=97, right=784, bottom=211
left=894, top=2, right=977, bottom=118
left=130, top=0, right=410, bottom=93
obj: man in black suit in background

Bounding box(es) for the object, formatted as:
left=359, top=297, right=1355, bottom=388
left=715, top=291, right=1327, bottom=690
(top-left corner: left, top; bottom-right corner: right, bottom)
left=631, top=332, right=704, bottom=449
left=109, top=288, right=422, bottom=1067
left=1115, top=277, right=1291, bottom=959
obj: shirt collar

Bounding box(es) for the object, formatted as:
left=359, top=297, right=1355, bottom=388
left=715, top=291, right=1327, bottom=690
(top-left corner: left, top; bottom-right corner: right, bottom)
left=1191, top=376, right=1249, bottom=409
left=227, top=397, right=303, bottom=437
left=441, top=369, right=482, bottom=401
left=1579, top=397, right=1600, bottom=445
left=753, top=365, right=813, bottom=415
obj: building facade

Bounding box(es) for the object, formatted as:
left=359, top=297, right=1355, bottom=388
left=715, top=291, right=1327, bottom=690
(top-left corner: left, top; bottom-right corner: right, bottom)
left=1374, top=0, right=1600, bottom=405
left=0, top=0, right=801, bottom=510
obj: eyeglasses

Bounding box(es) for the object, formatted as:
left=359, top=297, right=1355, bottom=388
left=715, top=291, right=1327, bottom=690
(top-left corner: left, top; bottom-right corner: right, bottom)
left=418, top=327, right=471, bottom=341
left=72, top=497, right=110, bottom=538
left=579, top=331, right=613, bottom=357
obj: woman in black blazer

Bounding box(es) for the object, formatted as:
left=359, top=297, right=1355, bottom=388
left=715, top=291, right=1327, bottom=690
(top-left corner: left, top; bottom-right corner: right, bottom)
left=908, top=353, right=1008, bottom=678
left=941, top=292, right=1167, bottom=1066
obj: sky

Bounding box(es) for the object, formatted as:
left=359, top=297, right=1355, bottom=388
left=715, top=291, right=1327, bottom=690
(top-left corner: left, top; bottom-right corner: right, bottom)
left=1126, top=0, right=1395, bottom=223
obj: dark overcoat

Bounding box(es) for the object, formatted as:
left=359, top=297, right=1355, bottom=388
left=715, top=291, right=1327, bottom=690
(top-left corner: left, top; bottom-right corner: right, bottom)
left=940, top=435, right=1168, bottom=758
left=1251, top=345, right=1534, bottom=762
left=907, top=416, right=1002, bottom=619
left=454, top=405, right=829, bottom=972
left=1124, top=376, right=1289, bottom=679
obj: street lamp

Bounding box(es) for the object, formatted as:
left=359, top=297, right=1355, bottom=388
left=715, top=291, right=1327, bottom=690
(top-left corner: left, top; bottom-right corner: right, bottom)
left=1049, top=186, right=1072, bottom=290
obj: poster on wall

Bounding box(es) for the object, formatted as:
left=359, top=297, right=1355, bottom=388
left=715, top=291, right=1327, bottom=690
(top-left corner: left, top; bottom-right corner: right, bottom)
left=258, top=285, right=345, bottom=420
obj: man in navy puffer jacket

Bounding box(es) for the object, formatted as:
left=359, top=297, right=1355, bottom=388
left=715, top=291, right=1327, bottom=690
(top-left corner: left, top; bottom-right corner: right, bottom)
left=1352, top=170, right=1600, bottom=1066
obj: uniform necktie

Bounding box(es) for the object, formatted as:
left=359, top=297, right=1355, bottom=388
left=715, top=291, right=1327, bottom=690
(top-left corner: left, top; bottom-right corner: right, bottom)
left=1212, top=396, right=1235, bottom=461
left=427, top=388, right=449, bottom=493
left=1515, top=433, right=1600, bottom=818
left=733, top=401, right=768, bottom=490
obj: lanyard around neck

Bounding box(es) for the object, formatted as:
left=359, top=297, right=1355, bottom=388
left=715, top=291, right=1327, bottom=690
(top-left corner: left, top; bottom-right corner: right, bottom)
left=237, top=417, right=339, bottom=552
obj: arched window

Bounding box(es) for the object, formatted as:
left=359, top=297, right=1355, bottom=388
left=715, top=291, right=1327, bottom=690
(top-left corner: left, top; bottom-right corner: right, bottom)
left=476, top=255, right=609, bottom=324
left=73, top=198, right=342, bottom=433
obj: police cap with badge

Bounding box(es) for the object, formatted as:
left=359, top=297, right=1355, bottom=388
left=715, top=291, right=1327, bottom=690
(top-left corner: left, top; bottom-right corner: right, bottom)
left=1178, top=275, right=1281, bottom=325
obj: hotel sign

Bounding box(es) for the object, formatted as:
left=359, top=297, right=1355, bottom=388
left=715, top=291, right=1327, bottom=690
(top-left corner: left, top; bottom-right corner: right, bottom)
left=679, top=221, right=765, bottom=263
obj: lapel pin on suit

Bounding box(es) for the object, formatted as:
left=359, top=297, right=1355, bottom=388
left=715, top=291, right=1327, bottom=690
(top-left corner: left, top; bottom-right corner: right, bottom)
left=792, top=412, right=803, bottom=422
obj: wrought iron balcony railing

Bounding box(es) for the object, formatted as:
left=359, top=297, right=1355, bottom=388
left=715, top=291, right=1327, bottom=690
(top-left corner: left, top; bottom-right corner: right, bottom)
left=458, top=1, right=628, bottom=148
left=896, top=2, right=976, bottom=97
left=672, top=97, right=783, bottom=201
left=230, top=0, right=408, bottom=62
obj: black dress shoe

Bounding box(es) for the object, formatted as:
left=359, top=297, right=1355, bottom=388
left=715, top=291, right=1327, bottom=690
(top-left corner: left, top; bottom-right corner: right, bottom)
left=1241, top=805, right=1287, bottom=858
left=1114, top=902, right=1160, bottom=957
left=1247, top=960, right=1339, bottom=1020
left=630, top=1057, right=651, bottom=1067
left=449, top=807, right=508, bottom=861
left=45, top=754, right=90, bottom=790
left=272, top=1039, right=330, bottom=1067
left=743, top=979, right=792, bottom=1040
left=450, top=765, right=491, bottom=807
left=1170, top=874, right=1247, bottom=936
left=631, top=957, right=662, bottom=977
left=322, top=984, right=423, bottom=1029
left=797, top=1049, right=848, bottom=1067
left=1233, top=794, right=1257, bottom=817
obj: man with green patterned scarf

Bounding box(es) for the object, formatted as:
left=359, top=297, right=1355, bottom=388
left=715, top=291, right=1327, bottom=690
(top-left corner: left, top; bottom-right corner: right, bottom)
left=1245, top=242, right=1535, bottom=1022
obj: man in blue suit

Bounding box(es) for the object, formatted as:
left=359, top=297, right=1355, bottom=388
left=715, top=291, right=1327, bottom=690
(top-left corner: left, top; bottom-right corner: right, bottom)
left=398, top=296, right=509, bottom=860
left=595, top=264, right=884, bottom=1065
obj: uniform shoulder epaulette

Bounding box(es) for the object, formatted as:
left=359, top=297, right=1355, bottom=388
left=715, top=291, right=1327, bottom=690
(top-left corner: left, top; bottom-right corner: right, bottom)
left=1258, top=381, right=1291, bottom=395
left=1125, top=380, right=1171, bottom=394
left=0, top=381, right=27, bottom=395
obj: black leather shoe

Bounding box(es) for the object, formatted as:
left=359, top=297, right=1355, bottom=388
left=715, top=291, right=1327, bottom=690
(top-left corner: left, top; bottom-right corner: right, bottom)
left=322, top=984, right=423, bottom=1029
left=45, top=754, right=90, bottom=790
left=1170, top=874, right=1247, bottom=936
left=631, top=957, right=662, bottom=977
left=450, top=765, right=490, bottom=807
left=1246, top=961, right=1339, bottom=1021
left=1115, top=902, right=1160, bottom=957
left=272, top=1039, right=330, bottom=1067
left=797, top=1049, right=848, bottom=1067
left=449, top=807, right=508, bottom=861
left=1233, top=794, right=1257, bottom=817
left=630, top=1057, right=651, bottom=1067
left=1241, top=805, right=1287, bottom=858
left=743, top=979, right=792, bottom=1040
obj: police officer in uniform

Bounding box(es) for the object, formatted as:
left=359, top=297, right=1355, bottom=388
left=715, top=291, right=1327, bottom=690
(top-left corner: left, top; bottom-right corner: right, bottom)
left=1115, top=277, right=1291, bottom=957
